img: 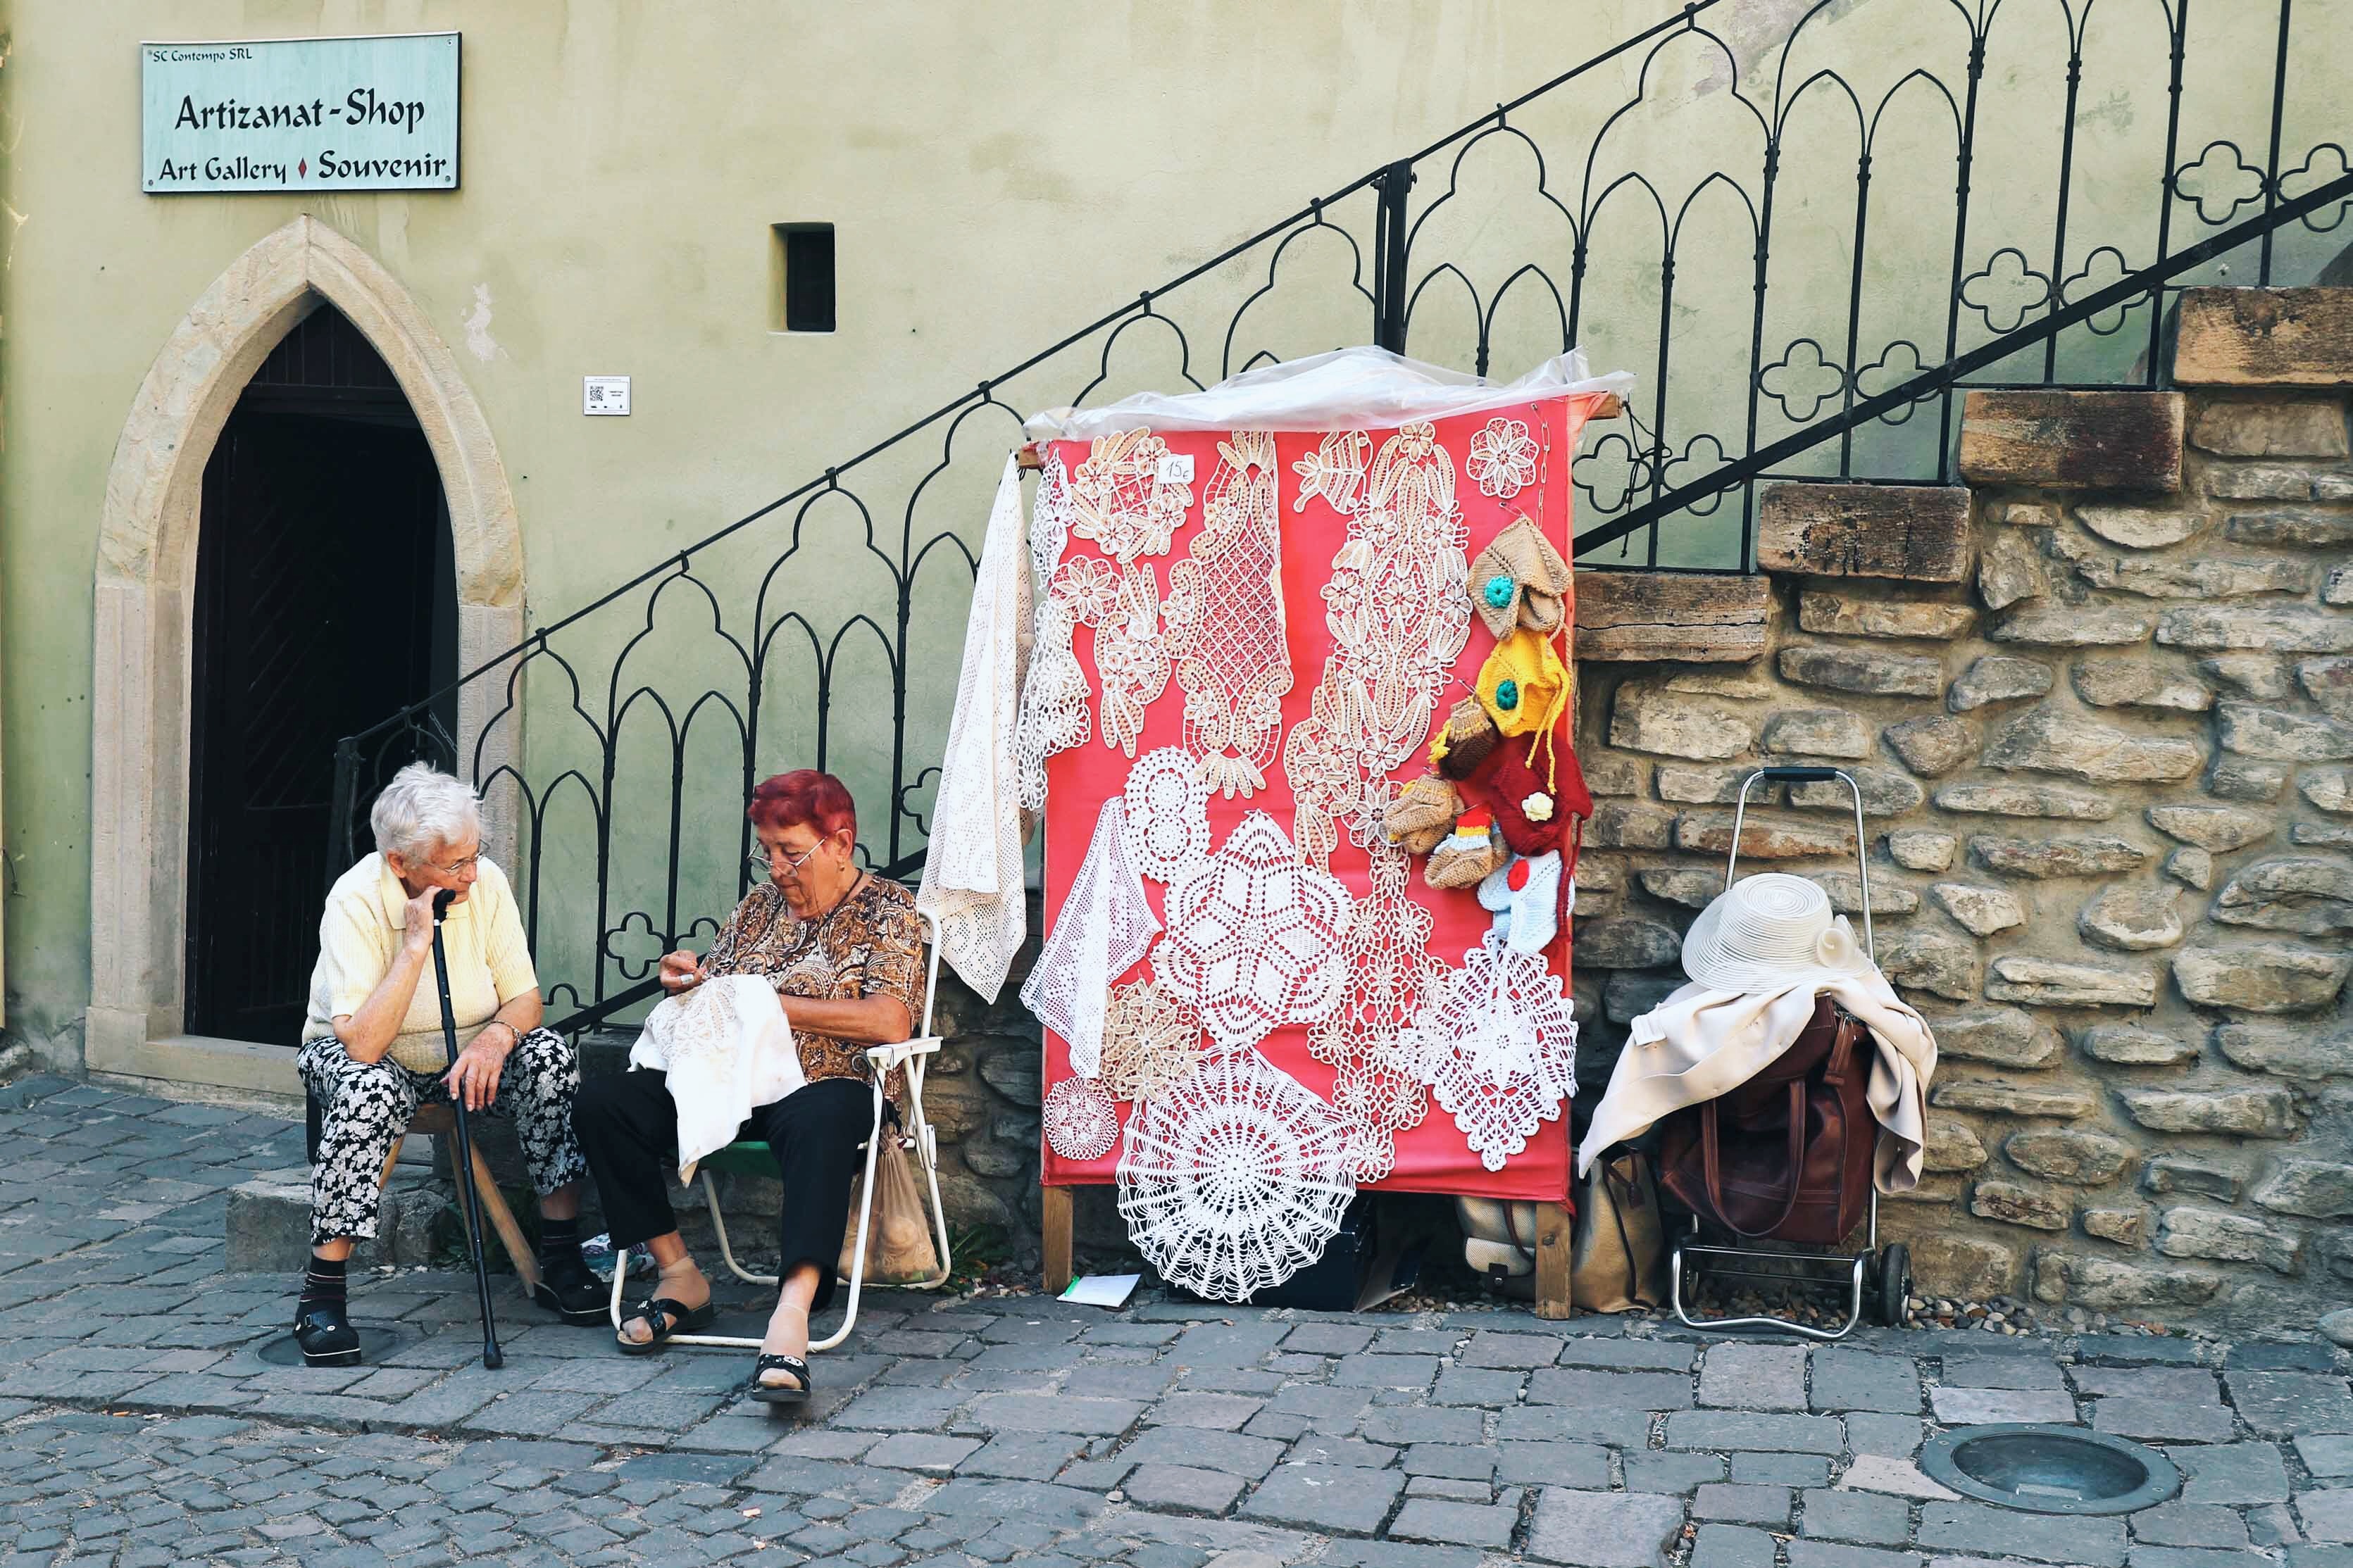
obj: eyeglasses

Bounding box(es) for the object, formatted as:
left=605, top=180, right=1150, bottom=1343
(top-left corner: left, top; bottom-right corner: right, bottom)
left=747, top=840, right=828, bottom=879
left=425, top=853, right=480, bottom=876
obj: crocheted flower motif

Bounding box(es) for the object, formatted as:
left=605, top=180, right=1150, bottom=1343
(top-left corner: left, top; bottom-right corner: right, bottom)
left=1052, top=555, right=1123, bottom=625
left=1070, top=428, right=1192, bottom=565
left=1521, top=791, right=1554, bottom=822
left=1464, top=416, right=1537, bottom=500
left=1120, top=748, right=1213, bottom=883
left=1482, top=573, right=1516, bottom=610
left=1409, top=932, right=1578, bottom=1171
left=1495, top=678, right=1520, bottom=711
left=1099, top=979, right=1206, bottom=1104
left=1044, top=1076, right=1121, bottom=1162
left=1116, top=1046, right=1359, bottom=1301
left=1154, top=811, right=1356, bottom=1052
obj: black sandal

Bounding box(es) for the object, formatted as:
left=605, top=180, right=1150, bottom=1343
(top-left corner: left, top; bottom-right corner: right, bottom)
left=615, top=1296, right=716, bottom=1355
left=293, top=1304, right=361, bottom=1367
left=749, top=1353, right=811, bottom=1405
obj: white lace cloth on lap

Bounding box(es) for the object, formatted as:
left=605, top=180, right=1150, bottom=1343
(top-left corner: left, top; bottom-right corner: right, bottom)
left=630, top=974, right=806, bottom=1184
left=1021, top=798, right=1161, bottom=1077
left=1116, top=1046, right=1359, bottom=1302
left=918, top=455, right=1030, bottom=1003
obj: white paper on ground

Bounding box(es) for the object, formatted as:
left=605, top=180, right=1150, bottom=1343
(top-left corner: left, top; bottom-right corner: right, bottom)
left=1059, top=1272, right=1142, bottom=1309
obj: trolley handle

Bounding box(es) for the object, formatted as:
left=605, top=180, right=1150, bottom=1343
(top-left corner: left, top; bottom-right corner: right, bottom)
left=1726, top=765, right=1875, bottom=964
left=1754, top=766, right=1840, bottom=783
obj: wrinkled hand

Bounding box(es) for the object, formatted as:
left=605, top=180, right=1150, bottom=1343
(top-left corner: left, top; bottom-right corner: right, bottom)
left=659, top=949, right=707, bottom=996
left=402, top=886, right=442, bottom=953
left=444, top=1029, right=510, bottom=1111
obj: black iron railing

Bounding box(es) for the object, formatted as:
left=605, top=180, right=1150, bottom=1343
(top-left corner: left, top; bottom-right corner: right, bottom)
left=328, top=0, right=2350, bottom=1030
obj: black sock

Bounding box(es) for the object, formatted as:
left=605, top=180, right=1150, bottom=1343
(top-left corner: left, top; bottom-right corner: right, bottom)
left=538, top=1215, right=582, bottom=1272
left=299, top=1255, right=347, bottom=1315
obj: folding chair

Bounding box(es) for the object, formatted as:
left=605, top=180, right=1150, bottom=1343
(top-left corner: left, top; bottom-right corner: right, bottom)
left=606, top=910, right=955, bottom=1352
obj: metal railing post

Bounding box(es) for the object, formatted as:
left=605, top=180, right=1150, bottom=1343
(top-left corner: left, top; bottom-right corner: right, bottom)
left=1373, top=160, right=1415, bottom=355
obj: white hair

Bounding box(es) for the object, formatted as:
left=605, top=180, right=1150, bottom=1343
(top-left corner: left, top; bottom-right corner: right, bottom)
left=370, top=763, right=485, bottom=861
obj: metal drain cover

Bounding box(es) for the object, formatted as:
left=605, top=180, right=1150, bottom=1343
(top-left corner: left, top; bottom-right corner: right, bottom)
left=1921, top=1424, right=2180, bottom=1516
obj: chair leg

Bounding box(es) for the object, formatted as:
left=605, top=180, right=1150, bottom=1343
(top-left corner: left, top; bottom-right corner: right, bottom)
left=375, top=1134, right=408, bottom=1193
left=705, top=1170, right=778, bottom=1286
left=466, top=1143, right=541, bottom=1294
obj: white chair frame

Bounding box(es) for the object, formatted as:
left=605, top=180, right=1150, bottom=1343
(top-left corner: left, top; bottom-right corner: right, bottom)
left=606, top=910, right=956, bottom=1352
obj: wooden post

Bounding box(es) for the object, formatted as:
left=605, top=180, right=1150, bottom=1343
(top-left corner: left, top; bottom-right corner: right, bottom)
left=1533, top=1200, right=1573, bottom=1319
left=1041, top=1184, right=1074, bottom=1296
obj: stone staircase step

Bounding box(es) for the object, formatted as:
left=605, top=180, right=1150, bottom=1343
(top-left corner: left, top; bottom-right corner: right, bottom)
left=1959, top=389, right=2185, bottom=491
left=2174, top=285, right=2353, bottom=386
left=1758, top=482, right=1971, bottom=584
left=1575, top=570, right=1771, bottom=663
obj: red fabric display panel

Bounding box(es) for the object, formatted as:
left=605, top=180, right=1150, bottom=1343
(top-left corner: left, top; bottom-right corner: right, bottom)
left=1037, top=395, right=1611, bottom=1201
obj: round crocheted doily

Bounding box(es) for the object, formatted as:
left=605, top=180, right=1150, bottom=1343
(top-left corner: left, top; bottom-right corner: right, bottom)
left=1043, top=1075, right=1121, bottom=1162
left=1116, top=1048, right=1358, bottom=1302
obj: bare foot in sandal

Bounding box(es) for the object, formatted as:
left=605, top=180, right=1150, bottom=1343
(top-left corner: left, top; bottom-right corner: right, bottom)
left=618, top=1259, right=711, bottom=1348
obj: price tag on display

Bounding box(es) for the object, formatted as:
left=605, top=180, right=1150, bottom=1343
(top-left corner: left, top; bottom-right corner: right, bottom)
left=1155, top=452, right=1194, bottom=485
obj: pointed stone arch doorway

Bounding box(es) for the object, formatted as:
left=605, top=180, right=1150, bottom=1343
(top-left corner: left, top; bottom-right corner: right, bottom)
left=89, top=215, right=525, bottom=1094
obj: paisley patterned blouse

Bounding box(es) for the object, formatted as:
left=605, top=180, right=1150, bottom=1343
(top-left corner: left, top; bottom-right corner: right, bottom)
left=702, top=874, right=925, bottom=1097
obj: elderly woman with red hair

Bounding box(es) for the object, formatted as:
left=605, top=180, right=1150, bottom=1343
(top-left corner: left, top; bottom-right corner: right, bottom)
left=574, top=770, right=923, bottom=1400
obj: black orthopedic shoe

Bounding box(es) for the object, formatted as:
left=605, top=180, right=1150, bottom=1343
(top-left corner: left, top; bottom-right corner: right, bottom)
left=532, top=1248, right=613, bottom=1325
left=293, top=1303, right=362, bottom=1367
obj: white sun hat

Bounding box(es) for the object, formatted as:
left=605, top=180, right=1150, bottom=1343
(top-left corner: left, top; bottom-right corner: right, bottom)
left=1680, top=872, right=1872, bottom=994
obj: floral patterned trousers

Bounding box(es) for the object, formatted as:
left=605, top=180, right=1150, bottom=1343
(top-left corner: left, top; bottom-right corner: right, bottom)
left=297, top=1030, right=589, bottom=1244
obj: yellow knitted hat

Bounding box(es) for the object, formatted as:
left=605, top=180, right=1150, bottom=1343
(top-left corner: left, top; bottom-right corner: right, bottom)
left=1475, top=627, right=1570, bottom=786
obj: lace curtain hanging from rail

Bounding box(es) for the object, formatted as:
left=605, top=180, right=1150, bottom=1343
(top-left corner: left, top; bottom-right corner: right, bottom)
left=1116, top=1045, right=1359, bottom=1302
left=1162, top=431, right=1292, bottom=798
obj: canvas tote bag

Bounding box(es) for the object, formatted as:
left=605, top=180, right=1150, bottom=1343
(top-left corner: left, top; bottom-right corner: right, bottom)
left=1571, top=1147, right=1669, bottom=1312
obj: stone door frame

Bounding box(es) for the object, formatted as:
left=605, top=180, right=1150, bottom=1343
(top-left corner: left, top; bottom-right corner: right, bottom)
left=89, top=215, right=525, bottom=1095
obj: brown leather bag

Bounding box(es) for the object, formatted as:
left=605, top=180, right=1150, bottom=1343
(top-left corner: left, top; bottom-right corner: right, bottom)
left=1656, top=997, right=1878, bottom=1246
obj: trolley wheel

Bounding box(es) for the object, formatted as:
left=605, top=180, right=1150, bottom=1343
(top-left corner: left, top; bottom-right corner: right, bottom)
left=1872, top=1243, right=1911, bottom=1328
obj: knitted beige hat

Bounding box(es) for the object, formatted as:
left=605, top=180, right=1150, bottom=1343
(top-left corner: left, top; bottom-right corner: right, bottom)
left=1468, top=516, right=1573, bottom=639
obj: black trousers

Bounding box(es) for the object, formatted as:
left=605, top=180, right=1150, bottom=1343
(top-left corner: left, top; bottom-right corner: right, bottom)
left=575, top=1071, right=872, bottom=1314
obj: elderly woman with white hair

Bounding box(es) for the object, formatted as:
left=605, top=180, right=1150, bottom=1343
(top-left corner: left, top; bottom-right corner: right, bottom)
left=293, top=763, right=604, bottom=1366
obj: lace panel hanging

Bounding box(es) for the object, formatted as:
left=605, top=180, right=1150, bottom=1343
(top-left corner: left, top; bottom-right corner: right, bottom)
left=1154, top=810, right=1355, bottom=1053
left=1119, top=747, right=1213, bottom=884
left=1020, top=798, right=1161, bottom=1077
left=1463, top=415, right=1537, bottom=500
left=1099, top=978, right=1206, bottom=1105
left=1308, top=847, right=1441, bottom=1183
left=1092, top=563, right=1171, bottom=759
left=1282, top=421, right=1473, bottom=869
left=1292, top=429, right=1369, bottom=515
left=1116, top=1046, right=1359, bottom=1302
left=1014, top=458, right=1090, bottom=814
left=1163, top=431, right=1292, bottom=798
left=1070, top=428, right=1192, bottom=565
left=1408, top=932, right=1580, bottom=1172
left=1043, top=1075, right=1121, bottom=1162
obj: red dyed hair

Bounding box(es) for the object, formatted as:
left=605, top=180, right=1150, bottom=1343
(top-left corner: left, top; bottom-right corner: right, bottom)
left=747, top=770, right=857, bottom=840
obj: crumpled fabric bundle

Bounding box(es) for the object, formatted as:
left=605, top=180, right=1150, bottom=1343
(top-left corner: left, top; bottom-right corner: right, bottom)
left=1577, top=968, right=1938, bottom=1193
left=918, top=456, right=1030, bottom=1003
left=630, top=975, right=806, bottom=1184
left=1468, top=516, right=1573, bottom=638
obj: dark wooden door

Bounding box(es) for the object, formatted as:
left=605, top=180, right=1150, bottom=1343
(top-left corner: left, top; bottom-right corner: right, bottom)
left=187, top=351, right=449, bottom=1043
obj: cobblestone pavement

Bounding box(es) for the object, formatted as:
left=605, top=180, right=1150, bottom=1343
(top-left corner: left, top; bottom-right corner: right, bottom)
left=2, top=1075, right=2349, bottom=1568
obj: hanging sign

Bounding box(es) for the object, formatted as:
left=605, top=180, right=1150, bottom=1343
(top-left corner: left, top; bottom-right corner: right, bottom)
left=142, top=33, right=461, bottom=194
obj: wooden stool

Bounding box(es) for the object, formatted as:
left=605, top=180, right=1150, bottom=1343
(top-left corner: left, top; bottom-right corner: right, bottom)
left=381, top=1104, right=540, bottom=1293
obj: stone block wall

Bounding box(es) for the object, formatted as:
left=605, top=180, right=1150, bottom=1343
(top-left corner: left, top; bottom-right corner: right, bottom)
left=1568, top=370, right=2352, bottom=1334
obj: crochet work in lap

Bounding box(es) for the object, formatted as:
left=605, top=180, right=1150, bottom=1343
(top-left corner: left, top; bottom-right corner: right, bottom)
left=1153, top=810, right=1355, bottom=1053
left=1021, top=798, right=1160, bottom=1077
left=1409, top=932, right=1578, bottom=1172
left=1165, top=431, right=1290, bottom=798
left=1116, top=1046, right=1359, bottom=1302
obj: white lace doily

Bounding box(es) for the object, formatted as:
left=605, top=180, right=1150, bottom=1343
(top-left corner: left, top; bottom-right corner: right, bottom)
left=1015, top=460, right=1092, bottom=817
left=1044, top=1075, right=1121, bottom=1162
left=1309, top=848, right=1441, bottom=1183
left=1099, top=978, right=1205, bottom=1104
left=1283, top=420, right=1471, bottom=869
left=1116, top=1046, right=1359, bottom=1302
left=1164, top=431, right=1292, bottom=798
left=1292, top=429, right=1369, bottom=515
left=1464, top=415, right=1537, bottom=500
left=1409, top=932, right=1579, bottom=1171
left=1120, top=748, right=1213, bottom=882
left=1021, top=798, right=1161, bottom=1076
left=1154, top=810, right=1356, bottom=1052
left=1070, top=428, right=1192, bottom=565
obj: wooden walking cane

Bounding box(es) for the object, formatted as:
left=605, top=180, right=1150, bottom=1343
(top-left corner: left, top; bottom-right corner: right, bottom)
left=431, top=890, right=506, bottom=1369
